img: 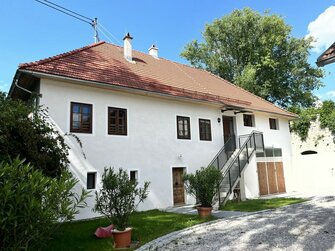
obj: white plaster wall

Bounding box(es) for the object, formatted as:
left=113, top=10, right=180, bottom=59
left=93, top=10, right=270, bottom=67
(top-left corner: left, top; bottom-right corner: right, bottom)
left=39, top=78, right=293, bottom=218
left=235, top=112, right=294, bottom=197
left=291, top=118, right=335, bottom=195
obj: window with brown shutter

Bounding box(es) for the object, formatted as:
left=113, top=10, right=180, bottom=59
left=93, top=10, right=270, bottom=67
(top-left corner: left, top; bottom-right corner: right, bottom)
left=70, top=102, right=92, bottom=133
left=177, top=116, right=191, bottom=139
left=108, top=107, right=127, bottom=135
left=199, top=119, right=212, bottom=141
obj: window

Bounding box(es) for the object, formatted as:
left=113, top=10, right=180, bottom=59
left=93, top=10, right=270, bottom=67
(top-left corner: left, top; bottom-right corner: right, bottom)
left=269, top=118, right=279, bottom=130
left=301, top=150, right=318, bottom=155
left=199, top=119, right=212, bottom=141
left=129, top=170, right=138, bottom=182
left=243, top=114, right=255, bottom=127
left=256, top=148, right=282, bottom=158
left=177, top=116, right=191, bottom=139
left=108, top=107, right=127, bottom=135
left=87, top=172, right=96, bottom=189
left=70, top=102, right=92, bottom=133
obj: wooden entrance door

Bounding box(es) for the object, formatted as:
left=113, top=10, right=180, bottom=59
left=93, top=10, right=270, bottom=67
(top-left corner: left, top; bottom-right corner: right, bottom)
left=222, top=116, right=236, bottom=155
left=257, top=162, right=286, bottom=195
left=172, top=168, right=185, bottom=205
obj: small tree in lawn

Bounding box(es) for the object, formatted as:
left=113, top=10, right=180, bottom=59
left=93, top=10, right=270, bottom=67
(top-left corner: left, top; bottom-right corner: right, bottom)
left=183, top=166, right=223, bottom=215
left=94, top=168, right=150, bottom=231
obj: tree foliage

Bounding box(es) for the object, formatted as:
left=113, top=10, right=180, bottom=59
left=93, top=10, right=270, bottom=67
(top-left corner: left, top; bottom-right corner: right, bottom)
left=181, top=8, right=324, bottom=108
left=94, top=168, right=150, bottom=231
left=290, top=100, right=335, bottom=141
left=0, top=92, right=69, bottom=177
left=0, top=159, right=88, bottom=251
left=183, top=166, right=223, bottom=207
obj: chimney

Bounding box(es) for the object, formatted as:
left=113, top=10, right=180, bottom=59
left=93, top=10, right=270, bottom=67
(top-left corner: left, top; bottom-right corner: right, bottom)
left=148, top=44, right=158, bottom=58
left=123, top=32, right=133, bottom=61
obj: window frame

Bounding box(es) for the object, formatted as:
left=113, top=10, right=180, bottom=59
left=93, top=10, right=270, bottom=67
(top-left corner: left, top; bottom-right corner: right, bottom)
left=243, top=114, right=255, bottom=127
left=176, top=116, right=191, bottom=140
left=108, top=107, right=128, bottom=136
left=129, top=170, right=138, bottom=182
left=199, top=118, right=212, bottom=141
left=70, top=102, right=93, bottom=134
left=87, top=172, right=97, bottom=190
left=269, top=118, right=279, bottom=130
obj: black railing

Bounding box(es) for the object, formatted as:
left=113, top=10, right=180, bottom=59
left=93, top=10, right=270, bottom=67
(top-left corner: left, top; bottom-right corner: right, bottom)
left=217, top=131, right=264, bottom=206
left=208, top=135, right=237, bottom=171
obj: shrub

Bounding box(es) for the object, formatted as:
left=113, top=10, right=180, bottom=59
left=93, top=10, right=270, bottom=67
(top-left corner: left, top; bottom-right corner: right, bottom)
left=0, top=159, right=88, bottom=251
left=0, top=92, right=69, bottom=177
left=183, top=166, right=223, bottom=207
left=94, top=168, right=150, bottom=231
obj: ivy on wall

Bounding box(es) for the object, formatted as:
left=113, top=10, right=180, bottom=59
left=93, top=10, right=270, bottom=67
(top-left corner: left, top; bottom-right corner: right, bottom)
left=290, top=100, right=335, bottom=142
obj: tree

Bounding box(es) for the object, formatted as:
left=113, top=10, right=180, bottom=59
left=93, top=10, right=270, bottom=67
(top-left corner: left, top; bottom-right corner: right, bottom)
left=0, top=92, right=69, bottom=177
left=181, top=8, right=324, bottom=108
left=0, top=159, right=88, bottom=251
left=290, top=100, right=335, bottom=141
left=94, top=168, right=150, bottom=231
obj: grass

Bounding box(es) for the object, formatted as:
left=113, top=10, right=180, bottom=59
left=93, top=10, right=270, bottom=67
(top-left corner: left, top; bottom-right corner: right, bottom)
left=43, top=210, right=214, bottom=251
left=221, top=197, right=308, bottom=212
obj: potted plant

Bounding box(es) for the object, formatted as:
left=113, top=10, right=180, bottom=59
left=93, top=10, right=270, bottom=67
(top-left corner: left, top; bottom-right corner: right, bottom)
left=183, top=166, right=223, bottom=218
left=94, top=168, right=149, bottom=248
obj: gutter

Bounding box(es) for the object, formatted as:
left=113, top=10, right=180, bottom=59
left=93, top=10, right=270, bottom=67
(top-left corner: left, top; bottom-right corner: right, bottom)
left=17, top=69, right=298, bottom=119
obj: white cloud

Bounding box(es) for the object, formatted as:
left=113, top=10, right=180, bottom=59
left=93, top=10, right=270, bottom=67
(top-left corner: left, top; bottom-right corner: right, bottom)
left=306, top=6, right=335, bottom=53
left=326, top=90, right=335, bottom=97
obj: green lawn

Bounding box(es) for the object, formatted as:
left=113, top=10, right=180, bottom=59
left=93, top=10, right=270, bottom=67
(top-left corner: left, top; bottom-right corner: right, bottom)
left=43, top=210, right=213, bottom=251
left=221, top=197, right=308, bottom=212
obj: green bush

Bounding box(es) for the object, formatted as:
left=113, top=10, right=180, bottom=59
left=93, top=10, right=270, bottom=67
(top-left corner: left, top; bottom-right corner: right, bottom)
left=0, top=92, right=69, bottom=178
left=94, top=168, right=150, bottom=231
left=183, top=166, right=223, bottom=207
left=0, top=159, right=88, bottom=251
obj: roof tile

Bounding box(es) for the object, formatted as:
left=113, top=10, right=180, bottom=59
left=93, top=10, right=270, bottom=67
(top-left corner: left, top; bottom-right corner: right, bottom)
left=19, top=41, right=296, bottom=118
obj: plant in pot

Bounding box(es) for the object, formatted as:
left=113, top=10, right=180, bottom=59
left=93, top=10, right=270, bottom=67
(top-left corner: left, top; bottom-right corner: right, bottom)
left=94, top=167, right=150, bottom=248
left=183, top=166, right=223, bottom=218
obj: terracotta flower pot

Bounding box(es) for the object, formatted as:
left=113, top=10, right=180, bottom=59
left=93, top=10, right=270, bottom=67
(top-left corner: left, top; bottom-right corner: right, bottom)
left=112, top=227, right=132, bottom=248
left=197, top=206, right=213, bottom=218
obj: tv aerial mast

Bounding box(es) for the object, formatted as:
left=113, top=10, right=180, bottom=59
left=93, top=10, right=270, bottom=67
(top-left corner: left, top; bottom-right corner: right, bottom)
left=34, top=0, right=100, bottom=43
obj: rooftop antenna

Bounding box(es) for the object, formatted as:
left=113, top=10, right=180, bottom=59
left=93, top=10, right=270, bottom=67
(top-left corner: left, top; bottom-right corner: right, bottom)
left=34, top=0, right=100, bottom=43
left=92, top=18, right=100, bottom=43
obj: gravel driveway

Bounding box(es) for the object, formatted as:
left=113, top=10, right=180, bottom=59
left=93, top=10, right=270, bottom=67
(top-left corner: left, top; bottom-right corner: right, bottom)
left=139, top=197, right=335, bottom=251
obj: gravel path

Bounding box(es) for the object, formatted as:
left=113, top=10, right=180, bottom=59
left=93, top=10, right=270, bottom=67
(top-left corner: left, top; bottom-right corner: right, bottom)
left=138, top=197, right=335, bottom=251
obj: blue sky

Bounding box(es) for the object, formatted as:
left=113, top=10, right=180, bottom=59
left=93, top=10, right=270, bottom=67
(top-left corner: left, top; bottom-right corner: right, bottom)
left=1, top=0, right=334, bottom=100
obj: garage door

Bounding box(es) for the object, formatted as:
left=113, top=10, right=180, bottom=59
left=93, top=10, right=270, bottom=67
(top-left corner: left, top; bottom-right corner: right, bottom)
left=257, top=162, right=286, bottom=196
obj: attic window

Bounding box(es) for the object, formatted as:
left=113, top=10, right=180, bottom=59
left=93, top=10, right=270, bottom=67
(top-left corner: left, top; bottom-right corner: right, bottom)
left=301, top=150, right=318, bottom=155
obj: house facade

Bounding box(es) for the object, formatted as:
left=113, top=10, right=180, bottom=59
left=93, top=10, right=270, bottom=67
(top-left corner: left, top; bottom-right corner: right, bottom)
left=9, top=36, right=297, bottom=219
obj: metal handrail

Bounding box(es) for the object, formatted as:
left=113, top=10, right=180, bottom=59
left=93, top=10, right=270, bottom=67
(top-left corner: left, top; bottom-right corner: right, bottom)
left=222, top=133, right=253, bottom=177
left=218, top=131, right=264, bottom=206
left=208, top=135, right=236, bottom=168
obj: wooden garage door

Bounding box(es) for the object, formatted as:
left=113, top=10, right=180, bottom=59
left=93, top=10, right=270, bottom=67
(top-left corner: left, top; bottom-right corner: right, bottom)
left=257, top=162, right=286, bottom=196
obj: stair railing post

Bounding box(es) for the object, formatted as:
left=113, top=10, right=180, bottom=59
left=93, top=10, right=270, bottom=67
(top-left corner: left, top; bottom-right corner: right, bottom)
left=246, top=141, right=249, bottom=163
left=253, top=132, right=256, bottom=150
left=228, top=169, right=232, bottom=193
left=238, top=155, right=241, bottom=177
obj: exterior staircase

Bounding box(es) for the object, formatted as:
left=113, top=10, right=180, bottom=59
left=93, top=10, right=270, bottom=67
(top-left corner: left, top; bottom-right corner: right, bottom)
left=208, top=131, right=264, bottom=207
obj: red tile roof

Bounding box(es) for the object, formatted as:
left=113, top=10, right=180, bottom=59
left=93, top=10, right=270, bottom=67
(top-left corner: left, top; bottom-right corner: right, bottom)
left=316, top=42, right=335, bottom=67
left=19, top=41, right=296, bottom=118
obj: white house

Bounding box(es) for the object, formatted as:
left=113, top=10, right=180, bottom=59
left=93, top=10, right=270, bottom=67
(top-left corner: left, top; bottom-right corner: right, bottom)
left=9, top=34, right=297, bottom=219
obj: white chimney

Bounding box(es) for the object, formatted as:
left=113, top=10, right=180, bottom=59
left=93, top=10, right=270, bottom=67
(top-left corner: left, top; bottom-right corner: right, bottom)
left=123, top=32, right=133, bottom=61
left=148, top=44, right=158, bottom=58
